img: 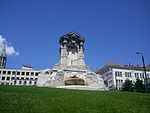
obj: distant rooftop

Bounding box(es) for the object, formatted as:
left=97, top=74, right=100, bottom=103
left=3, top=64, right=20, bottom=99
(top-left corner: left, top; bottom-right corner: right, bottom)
left=107, top=62, right=119, bottom=65
left=97, top=62, right=150, bottom=73
left=21, top=65, right=35, bottom=70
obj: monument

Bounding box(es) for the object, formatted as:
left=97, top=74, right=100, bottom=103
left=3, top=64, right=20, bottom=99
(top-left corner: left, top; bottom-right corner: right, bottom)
left=37, top=32, right=106, bottom=90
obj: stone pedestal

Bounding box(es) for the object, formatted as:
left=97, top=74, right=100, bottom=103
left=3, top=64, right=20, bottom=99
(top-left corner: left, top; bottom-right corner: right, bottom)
left=37, top=32, right=106, bottom=90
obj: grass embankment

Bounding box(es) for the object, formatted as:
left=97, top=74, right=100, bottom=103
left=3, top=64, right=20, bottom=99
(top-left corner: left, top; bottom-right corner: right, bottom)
left=0, top=85, right=150, bottom=113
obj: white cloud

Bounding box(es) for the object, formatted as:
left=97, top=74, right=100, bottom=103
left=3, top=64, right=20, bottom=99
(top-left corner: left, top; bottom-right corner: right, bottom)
left=0, top=35, right=20, bottom=56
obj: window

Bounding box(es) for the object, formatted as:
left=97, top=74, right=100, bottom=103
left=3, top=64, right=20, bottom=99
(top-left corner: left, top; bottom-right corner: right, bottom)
left=24, top=81, right=26, bottom=85
left=115, top=72, right=117, bottom=76
left=16, top=77, right=19, bottom=80
left=140, top=73, right=142, bottom=78
left=21, top=72, right=25, bottom=75
left=125, top=72, right=132, bottom=78
left=14, top=80, right=17, bottom=85
left=115, top=71, right=122, bottom=77
left=21, top=77, right=24, bottom=80
left=30, top=78, right=33, bottom=80
left=120, top=72, right=122, bottom=76
left=7, top=77, right=10, bottom=80
left=29, top=81, right=32, bottom=85
left=17, top=72, right=20, bottom=75
left=26, top=78, right=29, bottom=80
left=35, top=78, right=38, bottom=80
left=7, top=71, right=11, bottom=75
left=26, top=72, right=29, bottom=76
left=116, top=79, right=123, bottom=86
left=135, top=73, right=139, bottom=78
left=135, top=73, right=136, bottom=78
left=12, top=77, right=15, bottom=80
left=2, top=77, right=5, bottom=80
left=19, top=81, right=22, bottom=84
left=12, top=71, right=16, bottom=75
left=35, top=72, right=39, bottom=76
left=31, top=72, right=34, bottom=76
left=3, top=71, right=6, bottom=74
left=34, top=81, right=37, bottom=85
left=125, top=72, right=127, bottom=77
left=140, top=73, right=144, bottom=78
left=0, top=71, right=1, bottom=74
left=142, top=74, right=144, bottom=78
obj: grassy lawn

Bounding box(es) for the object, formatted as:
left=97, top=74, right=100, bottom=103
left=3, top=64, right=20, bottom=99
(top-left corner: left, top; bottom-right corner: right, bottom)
left=0, top=85, right=150, bottom=113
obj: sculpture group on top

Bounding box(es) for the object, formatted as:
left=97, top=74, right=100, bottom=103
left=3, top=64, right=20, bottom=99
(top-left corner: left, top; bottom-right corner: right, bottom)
left=37, top=32, right=106, bottom=90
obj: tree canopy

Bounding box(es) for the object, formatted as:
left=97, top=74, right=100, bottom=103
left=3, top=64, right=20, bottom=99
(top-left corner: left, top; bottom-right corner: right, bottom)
left=122, top=79, right=134, bottom=92
left=121, top=79, right=145, bottom=93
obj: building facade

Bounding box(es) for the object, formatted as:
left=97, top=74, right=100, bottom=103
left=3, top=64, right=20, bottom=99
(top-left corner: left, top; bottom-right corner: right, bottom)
left=96, top=62, right=150, bottom=90
left=0, top=66, right=40, bottom=86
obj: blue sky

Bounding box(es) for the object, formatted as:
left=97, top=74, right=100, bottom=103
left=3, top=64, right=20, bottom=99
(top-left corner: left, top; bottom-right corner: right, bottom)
left=0, top=0, right=150, bottom=71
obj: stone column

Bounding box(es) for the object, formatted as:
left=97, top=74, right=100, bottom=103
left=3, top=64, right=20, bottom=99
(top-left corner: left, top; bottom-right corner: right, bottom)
left=78, top=42, right=85, bottom=66
left=60, top=41, right=68, bottom=66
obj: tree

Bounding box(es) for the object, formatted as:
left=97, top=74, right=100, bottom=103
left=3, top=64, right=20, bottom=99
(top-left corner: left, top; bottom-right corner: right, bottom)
left=134, top=79, right=145, bottom=93
left=122, top=79, right=134, bottom=92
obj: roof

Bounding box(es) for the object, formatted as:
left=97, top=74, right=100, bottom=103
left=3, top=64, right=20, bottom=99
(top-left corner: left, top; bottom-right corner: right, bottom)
left=96, top=63, right=150, bottom=74
left=107, top=62, right=119, bottom=65
left=59, top=32, right=85, bottom=44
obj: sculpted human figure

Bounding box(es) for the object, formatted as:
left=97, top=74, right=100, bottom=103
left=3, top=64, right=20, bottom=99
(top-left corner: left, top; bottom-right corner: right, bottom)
left=55, top=69, right=64, bottom=82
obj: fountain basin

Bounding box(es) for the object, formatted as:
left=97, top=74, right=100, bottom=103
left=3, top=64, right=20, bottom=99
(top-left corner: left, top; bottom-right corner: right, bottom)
left=65, top=78, right=85, bottom=85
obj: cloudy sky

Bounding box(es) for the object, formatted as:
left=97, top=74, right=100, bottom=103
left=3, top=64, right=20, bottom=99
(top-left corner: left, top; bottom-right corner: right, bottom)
left=0, top=0, right=150, bottom=71
left=0, top=35, right=19, bottom=56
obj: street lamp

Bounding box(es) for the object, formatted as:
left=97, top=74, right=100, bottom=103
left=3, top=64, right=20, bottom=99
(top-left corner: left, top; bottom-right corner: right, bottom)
left=136, top=52, right=148, bottom=93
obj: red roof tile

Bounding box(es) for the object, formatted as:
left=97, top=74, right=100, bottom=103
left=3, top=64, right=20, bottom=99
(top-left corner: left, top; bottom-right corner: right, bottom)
left=108, top=62, right=118, bottom=65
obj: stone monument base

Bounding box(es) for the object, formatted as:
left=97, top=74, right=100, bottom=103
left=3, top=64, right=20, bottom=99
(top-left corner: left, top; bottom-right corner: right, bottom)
left=57, top=85, right=106, bottom=91
left=37, top=32, right=107, bottom=91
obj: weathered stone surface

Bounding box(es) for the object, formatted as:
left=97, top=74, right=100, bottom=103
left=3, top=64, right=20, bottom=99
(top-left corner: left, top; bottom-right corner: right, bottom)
left=37, top=32, right=106, bottom=90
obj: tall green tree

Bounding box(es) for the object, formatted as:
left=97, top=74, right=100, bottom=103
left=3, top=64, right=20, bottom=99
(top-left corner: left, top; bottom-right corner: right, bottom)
left=134, top=79, right=145, bottom=93
left=122, top=79, right=134, bottom=92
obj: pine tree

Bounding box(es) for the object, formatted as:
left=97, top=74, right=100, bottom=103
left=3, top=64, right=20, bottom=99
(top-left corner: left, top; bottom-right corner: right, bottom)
left=134, top=79, right=145, bottom=93
left=122, top=79, right=134, bottom=92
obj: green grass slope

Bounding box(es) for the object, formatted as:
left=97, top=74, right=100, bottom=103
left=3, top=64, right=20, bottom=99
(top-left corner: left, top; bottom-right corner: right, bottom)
left=0, top=85, right=150, bottom=113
